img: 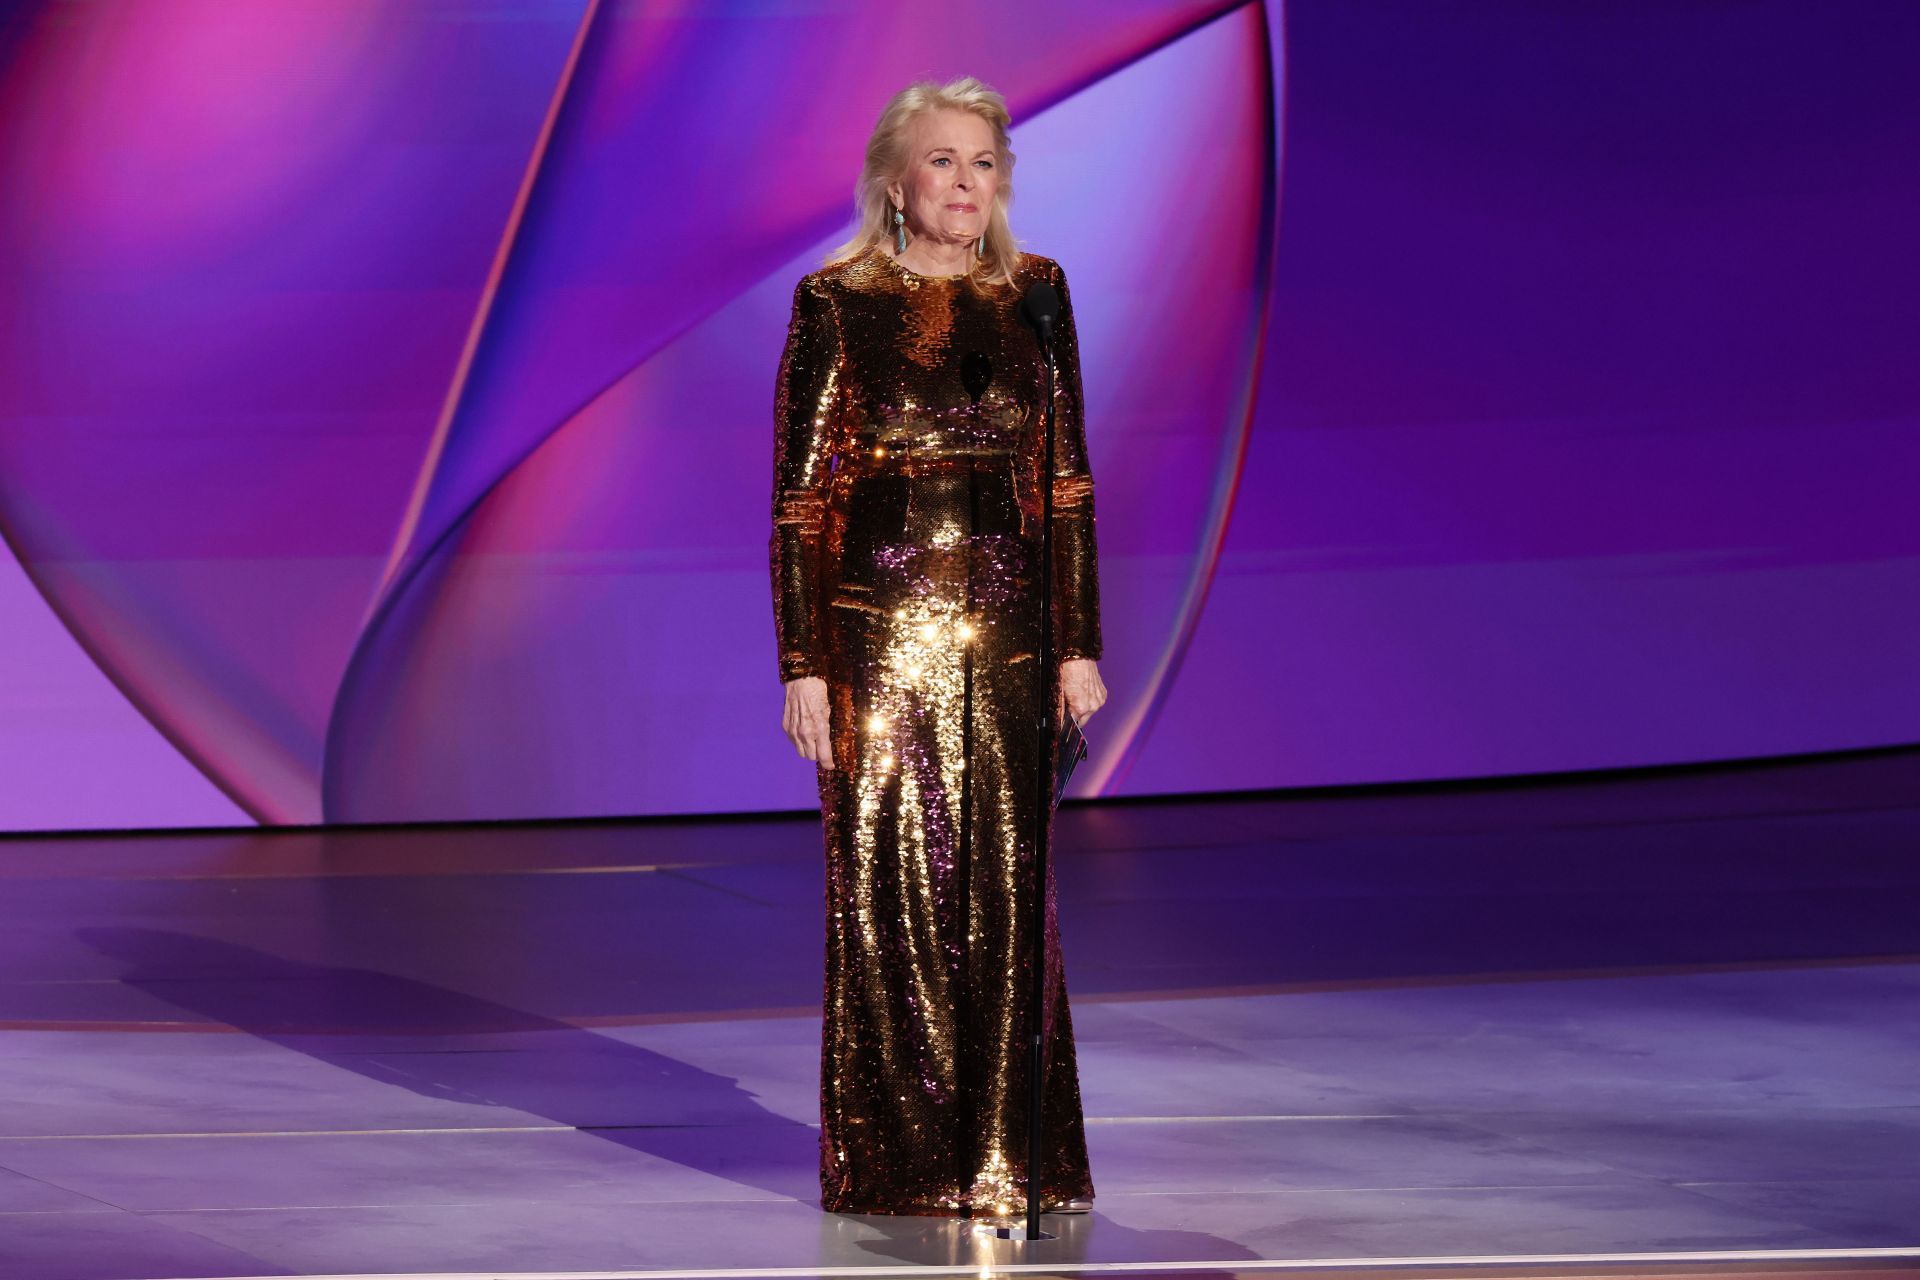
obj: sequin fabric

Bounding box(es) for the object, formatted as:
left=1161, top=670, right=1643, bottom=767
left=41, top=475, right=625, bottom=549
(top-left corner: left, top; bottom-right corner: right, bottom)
left=770, top=244, right=1102, bottom=1217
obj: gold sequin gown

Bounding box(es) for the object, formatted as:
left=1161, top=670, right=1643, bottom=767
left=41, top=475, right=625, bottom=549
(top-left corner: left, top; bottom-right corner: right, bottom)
left=770, top=244, right=1101, bottom=1217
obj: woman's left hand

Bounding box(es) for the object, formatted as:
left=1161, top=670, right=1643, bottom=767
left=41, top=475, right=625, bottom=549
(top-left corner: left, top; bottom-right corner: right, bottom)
left=1057, top=657, right=1107, bottom=725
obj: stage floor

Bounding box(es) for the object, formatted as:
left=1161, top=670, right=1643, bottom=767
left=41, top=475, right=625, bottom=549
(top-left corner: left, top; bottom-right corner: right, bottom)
left=1, top=747, right=1918, bottom=1279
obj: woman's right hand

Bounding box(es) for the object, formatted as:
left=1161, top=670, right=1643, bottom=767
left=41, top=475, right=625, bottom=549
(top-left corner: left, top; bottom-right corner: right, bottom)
left=782, top=676, right=836, bottom=769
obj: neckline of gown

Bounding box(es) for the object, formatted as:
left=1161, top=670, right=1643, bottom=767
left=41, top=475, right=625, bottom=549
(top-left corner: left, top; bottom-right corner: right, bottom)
left=874, top=245, right=970, bottom=281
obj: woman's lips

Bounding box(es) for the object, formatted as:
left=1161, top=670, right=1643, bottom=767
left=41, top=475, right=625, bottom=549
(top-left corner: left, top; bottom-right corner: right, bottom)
left=947, top=203, right=976, bottom=211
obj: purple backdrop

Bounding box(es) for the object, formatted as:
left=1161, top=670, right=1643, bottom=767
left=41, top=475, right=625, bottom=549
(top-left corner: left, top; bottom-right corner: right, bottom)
left=0, top=1, right=1914, bottom=831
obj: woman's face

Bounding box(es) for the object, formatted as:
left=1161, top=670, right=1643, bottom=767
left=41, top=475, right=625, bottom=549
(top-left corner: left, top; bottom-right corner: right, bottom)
left=887, top=108, right=1000, bottom=247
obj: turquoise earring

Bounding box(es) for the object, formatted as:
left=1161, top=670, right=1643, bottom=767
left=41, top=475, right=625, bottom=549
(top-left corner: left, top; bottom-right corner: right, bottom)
left=893, top=206, right=906, bottom=254
left=975, top=234, right=985, bottom=258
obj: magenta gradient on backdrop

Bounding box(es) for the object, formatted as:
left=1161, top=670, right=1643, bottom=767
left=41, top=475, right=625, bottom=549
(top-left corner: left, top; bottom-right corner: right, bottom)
left=0, top=1, right=1914, bottom=831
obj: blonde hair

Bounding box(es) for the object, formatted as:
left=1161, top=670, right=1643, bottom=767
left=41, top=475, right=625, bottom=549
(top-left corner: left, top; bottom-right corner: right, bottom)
left=825, top=76, right=1022, bottom=291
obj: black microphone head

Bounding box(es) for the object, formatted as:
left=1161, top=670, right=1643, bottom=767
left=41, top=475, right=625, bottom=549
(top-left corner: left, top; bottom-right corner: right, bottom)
left=1019, top=280, right=1060, bottom=341
left=960, top=350, right=993, bottom=404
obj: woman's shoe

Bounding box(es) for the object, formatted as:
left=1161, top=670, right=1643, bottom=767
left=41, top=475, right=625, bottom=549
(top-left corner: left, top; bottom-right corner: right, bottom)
left=1044, top=1196, right=1093, bottom=1214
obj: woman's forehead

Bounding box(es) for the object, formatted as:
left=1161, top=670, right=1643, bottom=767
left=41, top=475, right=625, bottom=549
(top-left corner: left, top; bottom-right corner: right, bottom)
left=910, top=109, right=994, bottom=151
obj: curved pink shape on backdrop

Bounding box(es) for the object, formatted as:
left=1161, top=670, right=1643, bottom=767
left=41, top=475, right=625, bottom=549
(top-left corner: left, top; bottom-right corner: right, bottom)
left=0, top=2, right=590, bottom=821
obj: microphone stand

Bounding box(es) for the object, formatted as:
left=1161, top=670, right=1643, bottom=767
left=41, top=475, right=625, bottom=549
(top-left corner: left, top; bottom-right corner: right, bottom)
left=976, top=281, right=1063, bottom=1245
left=1021, top=301, right=1059, bottom=1242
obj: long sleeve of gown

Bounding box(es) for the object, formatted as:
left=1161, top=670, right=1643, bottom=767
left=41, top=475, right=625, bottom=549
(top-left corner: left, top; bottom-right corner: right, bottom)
left=770, top=274, right=843, bottom=683
left=1046, top=260, right=1103, bottom=662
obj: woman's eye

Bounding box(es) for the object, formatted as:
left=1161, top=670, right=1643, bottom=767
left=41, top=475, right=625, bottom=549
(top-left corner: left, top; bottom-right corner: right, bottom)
left=976, top=160, right=994, bottom=169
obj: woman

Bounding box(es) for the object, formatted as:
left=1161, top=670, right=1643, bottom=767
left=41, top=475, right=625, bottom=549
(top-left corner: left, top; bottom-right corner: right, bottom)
left=771, top=76, right=1108, bottom=1219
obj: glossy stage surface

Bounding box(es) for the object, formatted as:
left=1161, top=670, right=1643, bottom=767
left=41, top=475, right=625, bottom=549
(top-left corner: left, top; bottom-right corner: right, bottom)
left=2, top=747, right=1919, bottom=1279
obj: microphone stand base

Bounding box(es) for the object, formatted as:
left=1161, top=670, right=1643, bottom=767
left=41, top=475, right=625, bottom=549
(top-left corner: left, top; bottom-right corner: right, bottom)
left=961, top=1218, right=1060, bottom=1242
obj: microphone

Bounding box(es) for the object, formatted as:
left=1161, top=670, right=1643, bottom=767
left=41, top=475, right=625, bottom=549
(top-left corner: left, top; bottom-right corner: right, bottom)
left=1018, top=280, right=1059, bottom=348
left=961, top=351, right=993, bottom=405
